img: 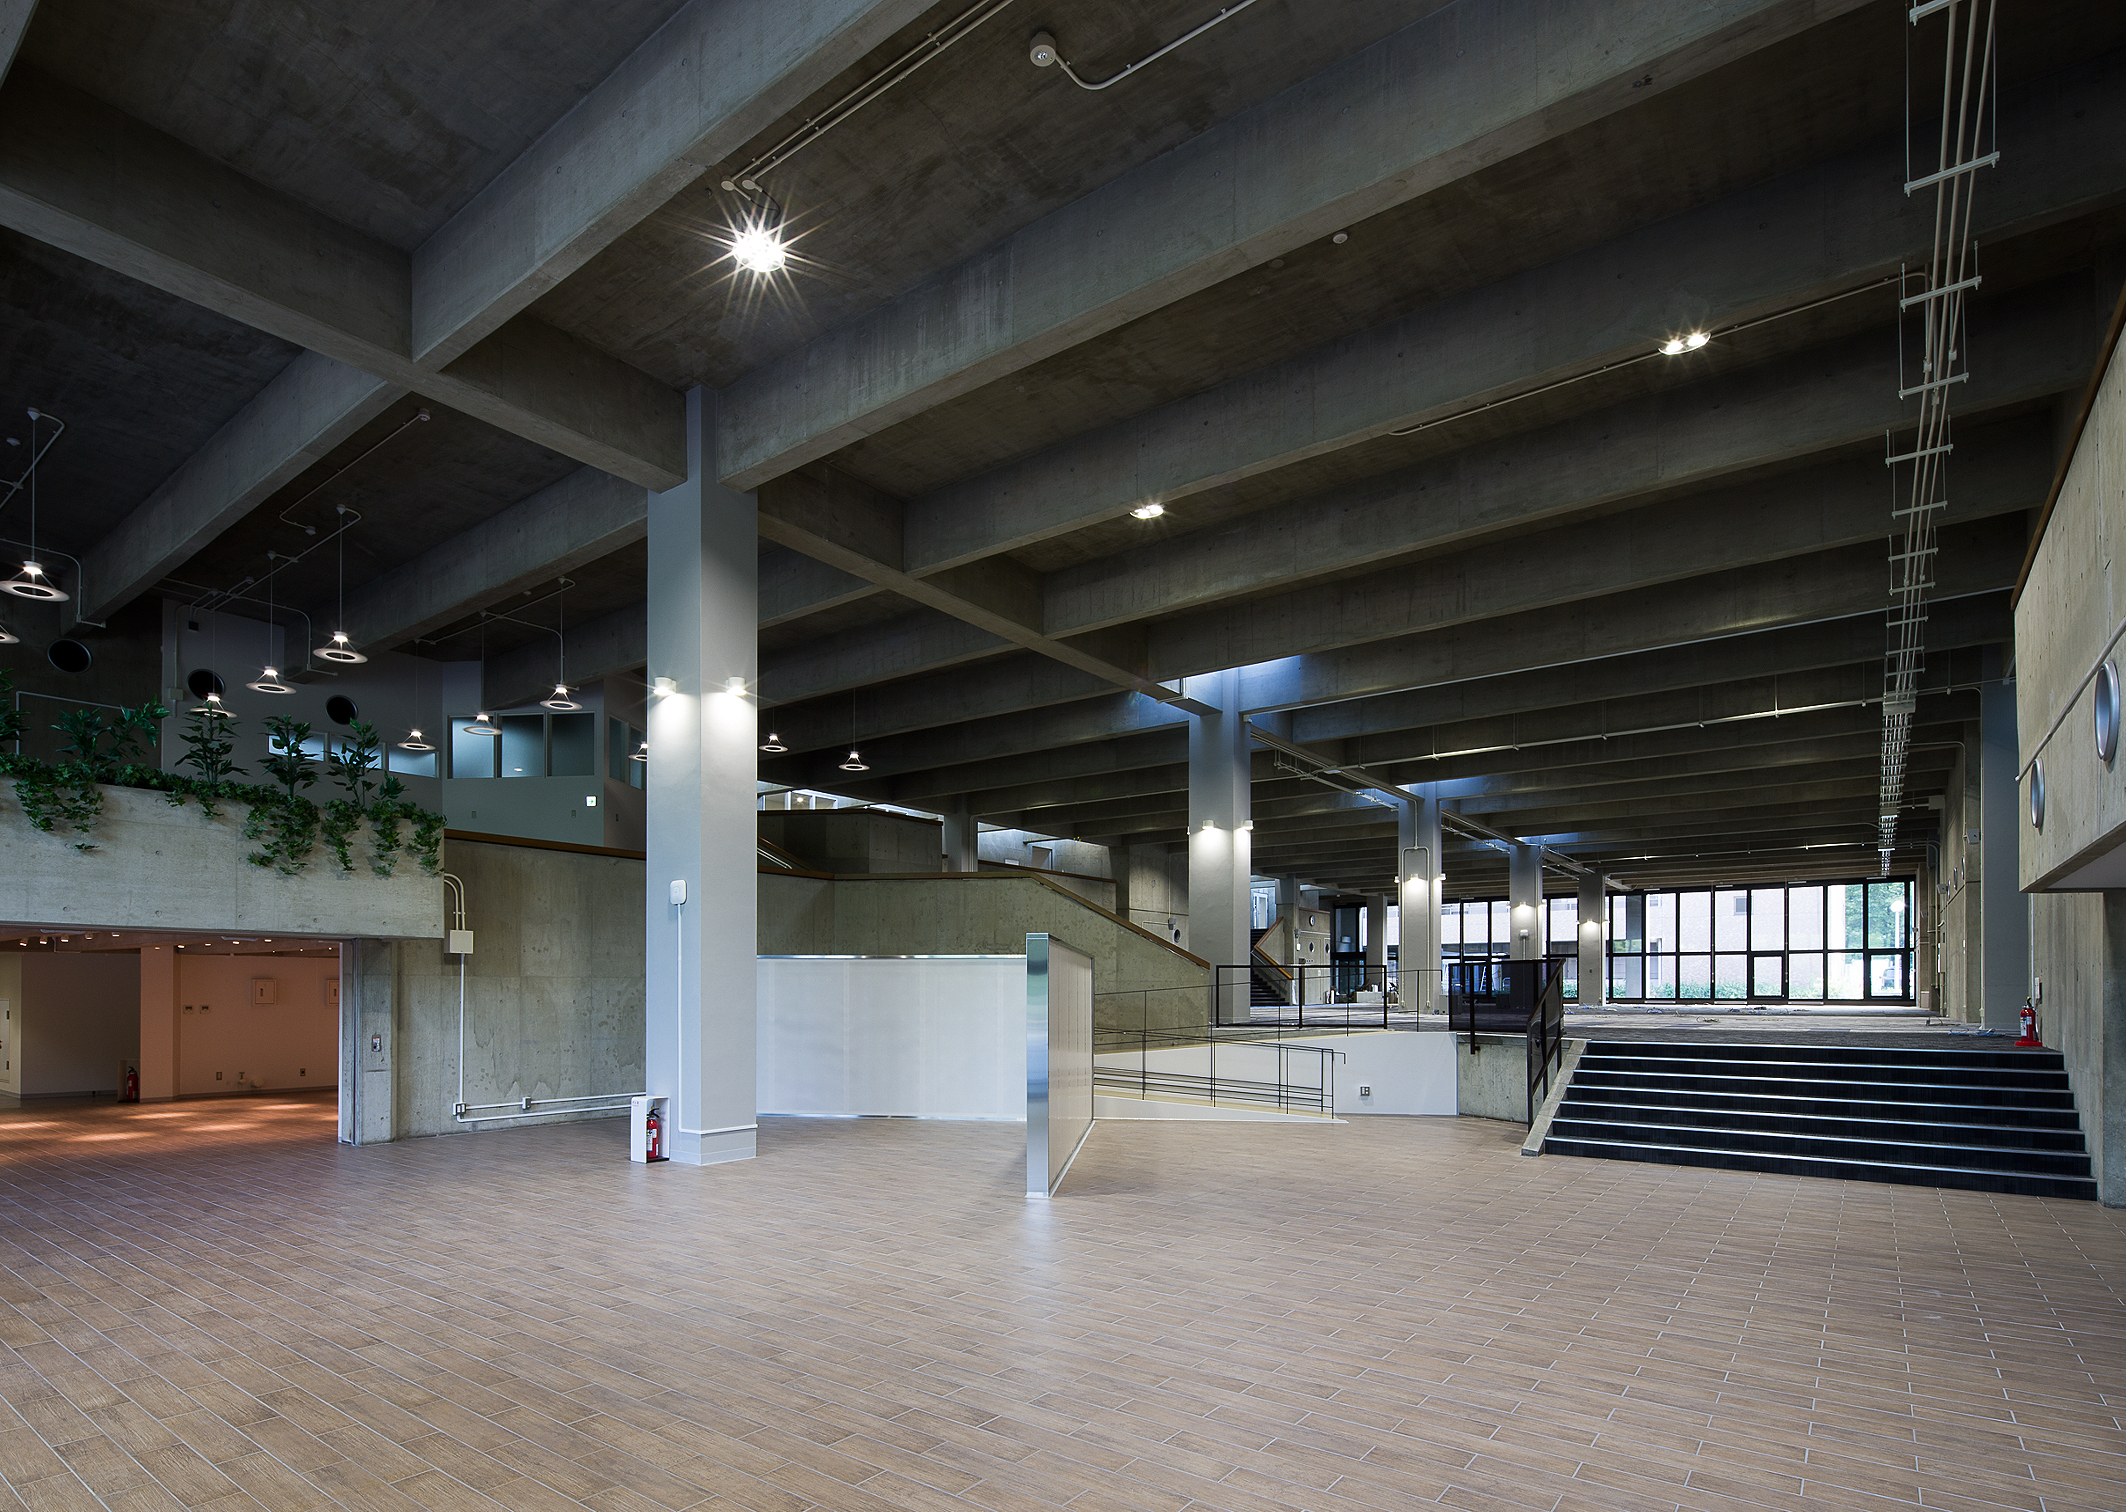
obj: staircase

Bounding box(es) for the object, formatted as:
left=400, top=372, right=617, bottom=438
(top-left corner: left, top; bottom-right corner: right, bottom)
left=1544, top=1040, right=2096, bottom=1199
left=1248, top=927, right=1289, bottom=1007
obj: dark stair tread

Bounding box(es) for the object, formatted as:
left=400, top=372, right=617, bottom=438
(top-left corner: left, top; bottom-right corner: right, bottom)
left=1547, top=1117, right=2094, bottom=1173
left=1564, top=1088, right=2079, bottom=1121
left=1542, top=1135, right=2100, bottom=1199
left=1571, top=1071, right=2072, bottom=1098
left=1556, top=1101, right=2088, bottom=1148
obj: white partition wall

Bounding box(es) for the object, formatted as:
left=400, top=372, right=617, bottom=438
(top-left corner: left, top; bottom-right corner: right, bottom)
left=758, top=957, right=1024, bottom=1117
left=1027, top=933, right=1095, bottom=1198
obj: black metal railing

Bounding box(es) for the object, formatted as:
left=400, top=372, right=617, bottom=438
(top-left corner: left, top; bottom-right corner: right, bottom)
left=1209, top=962, right=1422, bottom=1030
left=1092, top=1020, right=1343, bottom=1115
left=1446, top=957, right=1567, bottom=1123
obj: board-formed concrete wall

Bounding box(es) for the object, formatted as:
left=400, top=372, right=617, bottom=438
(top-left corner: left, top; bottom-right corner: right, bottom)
left=341, top=837, right=645, bottom=1142
left=760, top=870, right=1208, bottom=1036
left=0, top=785, right=444, bottom=940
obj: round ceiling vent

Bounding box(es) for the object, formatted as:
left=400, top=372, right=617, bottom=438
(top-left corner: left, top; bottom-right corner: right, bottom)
left=47, top=638, right=92, bottom=674
left=325, top=694, right=359, bottom=726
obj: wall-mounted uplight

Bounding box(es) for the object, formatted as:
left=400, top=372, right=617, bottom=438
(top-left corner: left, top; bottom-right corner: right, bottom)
left=1239, top=820, right=1254, bottom=831
left=759, top=732, right=788, bottom=753
left=839, top=749, right=870, bottom=772
left=1659, top=332, right=1711, bottom=356
left=652, top=676, right=678, bottom=698
left=724, top=676, right=749, bottom=696
left=1130, top=502, right=1165, bottom=520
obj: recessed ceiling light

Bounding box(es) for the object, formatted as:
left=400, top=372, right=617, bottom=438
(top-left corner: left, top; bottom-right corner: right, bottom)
left=1131, top=502, right=1165, bottom=520
left=730, top=222, right=787, bottom=274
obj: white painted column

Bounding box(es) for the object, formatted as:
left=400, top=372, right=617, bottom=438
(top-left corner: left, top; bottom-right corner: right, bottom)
left=941, top=796, right=976, bottom=872
left=1397, top=788, right=1442, bottom=1011
left=1509, top=845, right=1543, bottom=961
left=1577, top=871, right=1608, bottom=1007
left=1364, top=895, right=1387, bottom=983
left=1979, top=671, right=2028, bottom=1032
left=1187, top=668, right=1252, bottom=1022
left=646, top=388, right=758, bottom=1166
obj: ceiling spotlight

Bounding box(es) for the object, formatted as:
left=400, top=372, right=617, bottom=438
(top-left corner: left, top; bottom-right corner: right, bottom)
left=462, top=712, right=501, bottom=737
left=730, top=221, right=787, bottom=274
left=759, top=732, right=788, bottom=753
left=839, top=749, right=870, bottom=772
left=1131, top=502, right=1165, bottom=520
left=397, top=729, right=434, bottom=753
left=630, top=740, right=648, bottom=763
left=725, top=676, right=748, bottom=696
left=315, top=630, right=367, bottom=664
left=653, top=676, right=678, bottom=698
left=1686, top=331, right=1710, bottom=349
left=1, top=561, right=67, bottom=600
left=541, top=683, right=581, bottom=711
left=247, top=666, right=295, bottom=694
left=1660, top=338, right=1686, bottom=356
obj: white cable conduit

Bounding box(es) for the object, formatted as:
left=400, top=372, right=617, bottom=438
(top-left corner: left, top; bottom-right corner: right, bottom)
left=1038, top=0, right=1266, bottom=92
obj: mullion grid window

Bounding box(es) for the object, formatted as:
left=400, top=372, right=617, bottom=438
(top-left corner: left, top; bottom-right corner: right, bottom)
left=1604, top=879, right=1911, bottom=1004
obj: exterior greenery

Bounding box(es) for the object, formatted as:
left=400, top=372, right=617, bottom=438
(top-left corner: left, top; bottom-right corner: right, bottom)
left=0, top=671, right=444, bottom=876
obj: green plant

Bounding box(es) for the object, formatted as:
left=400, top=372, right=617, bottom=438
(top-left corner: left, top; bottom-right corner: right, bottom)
left=259, top=716, right=317, bottom=801
left=173, top=704, right=245, bottom=817
left=0, top=669, right=18, bottom=748
left=329, top=721, right=383, bottom=810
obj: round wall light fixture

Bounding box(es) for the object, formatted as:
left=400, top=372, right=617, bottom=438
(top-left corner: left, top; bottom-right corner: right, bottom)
left=2096, top=661, right=2120, bottom=763
left=2029, top=758, right=2046, bottom=831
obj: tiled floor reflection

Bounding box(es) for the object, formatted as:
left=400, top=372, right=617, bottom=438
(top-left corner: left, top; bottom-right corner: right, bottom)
left=1, top=1095, right=2121, bottom=1512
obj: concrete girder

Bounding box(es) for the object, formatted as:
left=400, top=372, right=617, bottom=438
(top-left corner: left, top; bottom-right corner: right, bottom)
left=340, top=467, right=647, bottom=655
left=77, top=354, right=401, bottom=628
left=794, top=596, right=2005, bottom=802
left=1459, top=770, right=1947, bottom=834
left=408, top=0, right=934, bottom=367
left=714, top=0, right=1873, bottom=492
left=17, top=0, right=927, bottom=625
left=485, top=602, right=646, bottom=713
left=754, top=391, right=2048, bottom=700
left=899, top=62, right=2125, bottom=575
left=1528, top=805, right=1902, bottom=847
left=0, top=69, right=684, bottom=488
left=756, top=470, right=1186, bottom=705
left=1, top=2, right=34, bottom=87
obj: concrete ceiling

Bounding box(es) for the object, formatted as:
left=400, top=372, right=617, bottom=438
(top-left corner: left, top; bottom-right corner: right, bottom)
left=4, top=0, right=2124, bottom=895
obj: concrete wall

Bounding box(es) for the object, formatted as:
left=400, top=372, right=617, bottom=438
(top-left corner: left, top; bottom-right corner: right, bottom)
left=1455, top=1033, right=1529, bottom=1122
left=340, top=837, right=645, bottom=1142
left=1114, top=841, right=1189, bottom=946
left=0, top=956, right=15, bottom=1096
left=2029, top=892, right=2126, bottom=1203
left=3, top=953, right=141, bottom=1097
left=760, top=808, right=943, bottom=873
left=169, top=953, right=339, bottom=1095
left=761, top=870, right=1208, bottom=1036
left=0, top=785, right=445, bottom=940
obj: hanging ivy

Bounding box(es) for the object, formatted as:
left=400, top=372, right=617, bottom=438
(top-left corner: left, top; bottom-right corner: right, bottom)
left=0, top=671, right=445, bottom=876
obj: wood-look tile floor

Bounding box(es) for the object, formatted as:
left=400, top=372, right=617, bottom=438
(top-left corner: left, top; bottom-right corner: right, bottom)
left=1, top=1096, right=2122, bottom=1512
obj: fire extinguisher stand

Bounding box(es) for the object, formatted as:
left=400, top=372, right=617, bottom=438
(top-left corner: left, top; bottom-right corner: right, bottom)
left=629, top=1095, right=670, bottom=1163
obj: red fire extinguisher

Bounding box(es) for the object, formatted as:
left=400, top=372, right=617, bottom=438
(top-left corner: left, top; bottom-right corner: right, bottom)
left=123, top=1067, right=139, bottom=1103
left=2016, top=998, right=2042, bottom=1048
left=644, top=1104, right=664, bottom=1162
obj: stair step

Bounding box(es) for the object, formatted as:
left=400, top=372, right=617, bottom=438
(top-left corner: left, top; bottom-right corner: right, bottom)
left=1547, top=1116, right=2093, bottom=1175
left=1542, top=1134, right=2100, bottom=1201
left=1548, top=1039, right=2095, bottom=1199
left=1555, top=1100, right=2088, bottom=1151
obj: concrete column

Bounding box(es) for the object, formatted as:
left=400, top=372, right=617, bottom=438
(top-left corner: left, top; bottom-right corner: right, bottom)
left=1364, top=895, right=1387, bottom=993
left=1397, top=788, right=1442, bottom=1011
left=1509, top=845, right=1543, bottom=961
left=1187, top=667, right=1251, bottom=1022
left=1576, top=872, right=1608, bottom=1007
left=138, top=944, right=177, bottom=1101
left=646, top=388, right=759, bottom=1167
left=941, top=796, right=976, bottom=872
left=340, top=940, right=397, bottom=1144
left=1979, top=668, right=2028, bottom=1032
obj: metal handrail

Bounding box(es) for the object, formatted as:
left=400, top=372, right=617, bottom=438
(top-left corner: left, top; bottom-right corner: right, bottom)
left=1095, top=1023, right=1344, bottom=1114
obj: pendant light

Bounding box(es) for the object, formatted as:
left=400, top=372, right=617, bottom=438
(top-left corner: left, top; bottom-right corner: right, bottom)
left=463, top=710, right=500, bottom=738
left=246, top=552, right=295, bottom=693
left=0, top=620, right=17, bottom=645
left=839, top=749, right=869, bottom=772
left=398, top=643, right=433, bottom=750
left=759, top=732, right=787, bottom=753
left=630, top=740, right=649, bottom=763
left=540, top=580, right=579, bottom=710
left=3, top=411, right=69, bottom=601
left=314, top=507, right=367, bottom=662
left=460, top=618, right=498, bottom=734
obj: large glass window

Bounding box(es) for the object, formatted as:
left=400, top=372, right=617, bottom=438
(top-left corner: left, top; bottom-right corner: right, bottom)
left=1601, top=879, right=1913, bottom=1005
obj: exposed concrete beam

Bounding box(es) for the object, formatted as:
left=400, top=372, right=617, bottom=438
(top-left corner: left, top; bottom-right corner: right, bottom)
left=791, top=595, right=2005, bottom=798
left=757, top=470, right=1202, bottom=708
left=903, top=62, right=2125, bottom=573
left=0, top=2, right=35, bottom=85
left=716, top=0, right=1872, bottom=491
left=409, top=0, right=933, bottom=366
left=341, top=467, right=647, bottom=653
left=485, top=603, right=647, bottom=712
left=0, top=68, right=682, bottom=488
left=1532, top=805, right=1897, bottom=846
left=1463, top=771, right=1945, bottom=834
left=761, top=549, right=876, bottom=628
left=77, top=355, right=401, bottom=626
